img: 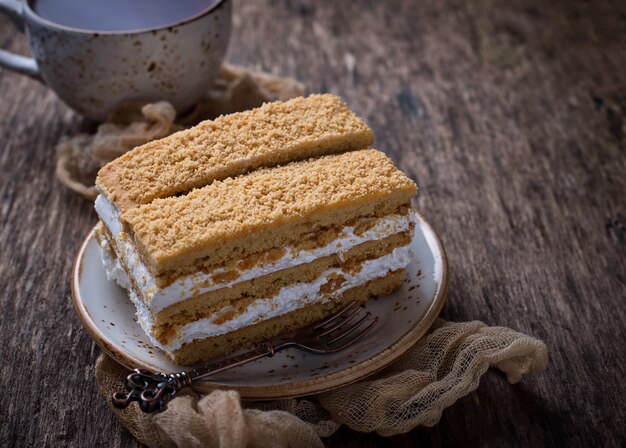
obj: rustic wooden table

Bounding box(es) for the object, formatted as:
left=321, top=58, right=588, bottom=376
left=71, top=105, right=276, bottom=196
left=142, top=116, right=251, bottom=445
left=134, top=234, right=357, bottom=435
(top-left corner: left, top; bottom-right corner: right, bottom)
left=1, top=0, right=625, bottom=446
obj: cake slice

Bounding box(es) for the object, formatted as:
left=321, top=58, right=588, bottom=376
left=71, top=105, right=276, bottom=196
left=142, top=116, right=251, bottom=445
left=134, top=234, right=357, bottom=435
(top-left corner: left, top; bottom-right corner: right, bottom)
left=94, top=95, right=418, bottom=365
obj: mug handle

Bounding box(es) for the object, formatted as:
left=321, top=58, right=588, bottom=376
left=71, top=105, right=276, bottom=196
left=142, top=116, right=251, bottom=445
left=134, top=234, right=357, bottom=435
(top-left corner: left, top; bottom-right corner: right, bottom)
left=0, top=0, right=42, bottom=81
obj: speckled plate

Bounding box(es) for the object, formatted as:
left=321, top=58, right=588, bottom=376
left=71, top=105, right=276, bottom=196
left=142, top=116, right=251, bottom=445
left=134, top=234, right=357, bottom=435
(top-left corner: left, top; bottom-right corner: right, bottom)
left=72, top=210, right=448, bottom=400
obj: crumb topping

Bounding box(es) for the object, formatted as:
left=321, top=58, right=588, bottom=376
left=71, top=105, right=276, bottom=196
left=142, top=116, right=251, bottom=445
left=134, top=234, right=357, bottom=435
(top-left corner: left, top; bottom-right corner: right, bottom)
left=122, top=149, right=416, bottom=273
left=96, top=94, right=374, bottom=212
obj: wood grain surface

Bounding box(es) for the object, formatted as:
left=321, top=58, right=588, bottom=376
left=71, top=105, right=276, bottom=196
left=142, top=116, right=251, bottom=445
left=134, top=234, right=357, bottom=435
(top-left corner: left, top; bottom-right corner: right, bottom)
left=1, top=0, right=625, bottom=446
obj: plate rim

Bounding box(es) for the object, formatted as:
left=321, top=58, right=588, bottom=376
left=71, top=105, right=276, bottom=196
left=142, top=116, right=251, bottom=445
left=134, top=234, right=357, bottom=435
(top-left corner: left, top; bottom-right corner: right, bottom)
left=72, top=209, right=448, bottom=400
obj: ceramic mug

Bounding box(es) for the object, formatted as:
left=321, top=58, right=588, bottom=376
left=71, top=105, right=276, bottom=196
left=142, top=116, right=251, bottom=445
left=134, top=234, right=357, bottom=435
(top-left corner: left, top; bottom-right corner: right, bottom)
left=0, top=0, right=231, bottom=120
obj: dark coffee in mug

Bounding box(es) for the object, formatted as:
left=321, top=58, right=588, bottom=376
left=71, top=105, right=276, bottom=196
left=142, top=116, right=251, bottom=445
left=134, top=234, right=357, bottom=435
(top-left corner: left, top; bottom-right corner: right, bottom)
left=31, top=0, right=219, bottom=32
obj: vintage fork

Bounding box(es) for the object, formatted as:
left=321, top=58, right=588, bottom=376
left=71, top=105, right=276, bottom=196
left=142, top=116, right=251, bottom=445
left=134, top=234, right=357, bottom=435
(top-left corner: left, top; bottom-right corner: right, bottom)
left=112, top=301, right=378, bottom=413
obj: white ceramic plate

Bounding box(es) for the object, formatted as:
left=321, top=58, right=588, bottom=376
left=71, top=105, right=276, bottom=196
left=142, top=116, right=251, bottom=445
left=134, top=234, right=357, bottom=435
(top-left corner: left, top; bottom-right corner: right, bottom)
left=72, top=210, right=448, bottom=399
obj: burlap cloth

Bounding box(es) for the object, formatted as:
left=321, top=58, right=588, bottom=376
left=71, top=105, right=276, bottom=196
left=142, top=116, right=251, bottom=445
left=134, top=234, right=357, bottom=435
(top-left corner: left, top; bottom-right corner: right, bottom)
left=57, top=65, right=548, bottom=446
left=96, top=320, right=547, bottom=447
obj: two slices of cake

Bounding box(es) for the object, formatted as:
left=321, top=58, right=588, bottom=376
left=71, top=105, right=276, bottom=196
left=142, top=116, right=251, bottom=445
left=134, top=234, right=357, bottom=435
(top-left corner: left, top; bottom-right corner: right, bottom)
left=94, top=94, right=418, bottom=364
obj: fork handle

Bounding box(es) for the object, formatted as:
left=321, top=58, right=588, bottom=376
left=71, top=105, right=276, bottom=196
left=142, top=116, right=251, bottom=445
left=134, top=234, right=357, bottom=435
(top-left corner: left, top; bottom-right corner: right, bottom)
left=112, top=342, right=277, bottom=413
left=192, top=342, right=277, bottom=380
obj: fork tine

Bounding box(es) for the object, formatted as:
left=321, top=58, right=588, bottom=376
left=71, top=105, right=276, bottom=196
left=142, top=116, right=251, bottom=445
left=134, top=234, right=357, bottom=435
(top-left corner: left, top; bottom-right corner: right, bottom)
left=316, top=305, right=363, bottom=337
left=327, top=318, right=379, bottom=351
left=324, top=312, right=371, bottom=344
left=312, top=301, right=358, bottom=330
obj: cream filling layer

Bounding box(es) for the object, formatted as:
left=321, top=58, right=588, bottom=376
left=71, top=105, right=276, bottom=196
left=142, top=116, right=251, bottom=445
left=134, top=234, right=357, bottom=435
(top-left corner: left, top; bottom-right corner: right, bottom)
left=107, top=241, right=414, bottom=352
left=97, top=232, right=130, bottom=290
left=95, top=194, right=414, bottom=313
